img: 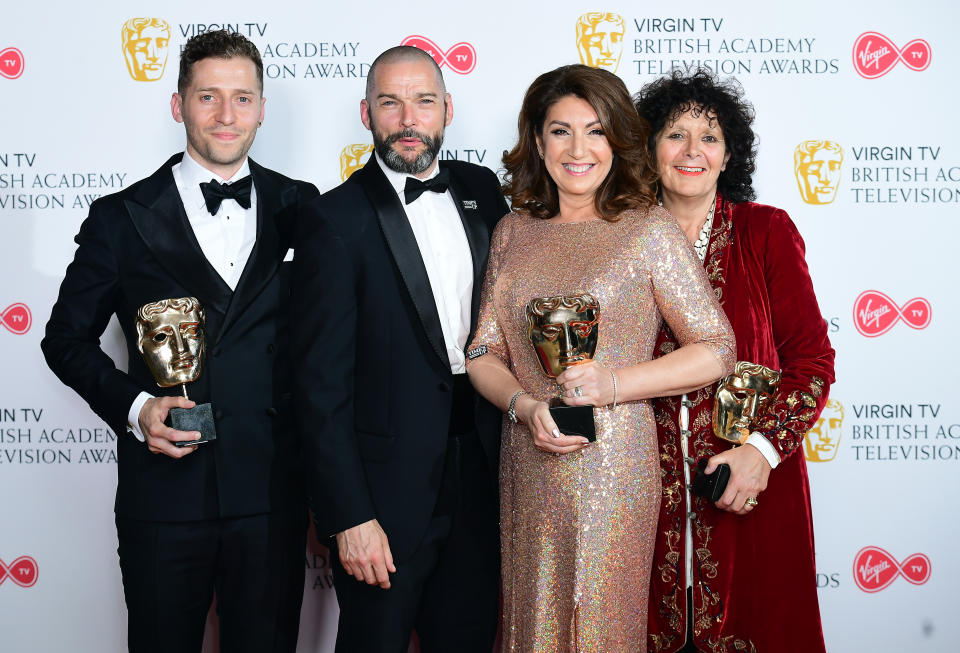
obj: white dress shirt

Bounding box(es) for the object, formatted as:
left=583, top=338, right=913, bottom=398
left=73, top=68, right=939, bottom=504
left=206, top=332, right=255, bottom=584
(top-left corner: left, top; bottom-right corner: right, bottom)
left=376, top=153, right=474, bottom=374
left=127, top=151, right=258, bottom=441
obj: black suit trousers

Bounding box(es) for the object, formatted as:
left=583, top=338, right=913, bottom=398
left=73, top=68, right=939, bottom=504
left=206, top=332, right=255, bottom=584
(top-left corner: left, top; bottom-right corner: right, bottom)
left=331, top=425, right=499, bottom=653
left=116, top=509, right=307, bottom=653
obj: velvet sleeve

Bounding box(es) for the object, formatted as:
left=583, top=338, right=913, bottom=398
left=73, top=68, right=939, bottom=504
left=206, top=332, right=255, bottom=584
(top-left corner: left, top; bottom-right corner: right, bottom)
left=753, top=208, right=836, bottom=459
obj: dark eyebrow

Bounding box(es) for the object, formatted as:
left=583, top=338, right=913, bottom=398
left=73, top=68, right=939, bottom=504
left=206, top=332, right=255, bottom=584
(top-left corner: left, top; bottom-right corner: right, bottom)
left=547, top=119, right=601, bottom=129
left=195, top=86, right=257, bottom=95
left=376, top=91, right=439, bottom=101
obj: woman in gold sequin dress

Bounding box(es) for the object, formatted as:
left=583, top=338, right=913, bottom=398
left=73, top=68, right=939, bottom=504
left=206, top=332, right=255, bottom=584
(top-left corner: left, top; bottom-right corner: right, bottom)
left=465, top=65, right=736, bottom=652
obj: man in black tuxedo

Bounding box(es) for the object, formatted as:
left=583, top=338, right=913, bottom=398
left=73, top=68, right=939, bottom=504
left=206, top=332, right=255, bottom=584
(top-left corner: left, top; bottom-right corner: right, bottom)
left=41, top=31, right=317, bottom=653
left=293, top=46, right=508, bottom=652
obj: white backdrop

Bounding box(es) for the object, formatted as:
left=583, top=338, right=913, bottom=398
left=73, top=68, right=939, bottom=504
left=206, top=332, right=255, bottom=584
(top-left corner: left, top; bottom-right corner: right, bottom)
left=1, top=1, right=957, bottom=651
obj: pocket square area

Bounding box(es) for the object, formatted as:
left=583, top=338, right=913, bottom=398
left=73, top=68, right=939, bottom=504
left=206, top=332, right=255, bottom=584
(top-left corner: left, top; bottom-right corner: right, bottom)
left=283, top=248, right=295, bottom=262
left=461, top=200, right=478, bottom=210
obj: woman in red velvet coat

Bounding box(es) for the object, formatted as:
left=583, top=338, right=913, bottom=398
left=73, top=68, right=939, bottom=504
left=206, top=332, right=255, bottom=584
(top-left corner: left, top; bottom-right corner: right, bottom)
left=635, top=70, right=835, bottom=653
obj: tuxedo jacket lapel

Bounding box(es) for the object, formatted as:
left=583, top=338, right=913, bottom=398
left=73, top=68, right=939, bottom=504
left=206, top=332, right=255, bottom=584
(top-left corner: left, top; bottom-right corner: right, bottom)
left=124, top=155, right=232, bottom=325
left=444, top=162, right=490, bottom=338
left=356, top=159, right=448, bottom=368
left=218, top=159, right=291, bottom=342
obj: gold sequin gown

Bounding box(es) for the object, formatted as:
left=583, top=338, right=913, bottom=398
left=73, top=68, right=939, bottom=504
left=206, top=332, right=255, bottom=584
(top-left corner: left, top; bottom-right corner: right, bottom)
left=467, top=209, right=735, bottom=652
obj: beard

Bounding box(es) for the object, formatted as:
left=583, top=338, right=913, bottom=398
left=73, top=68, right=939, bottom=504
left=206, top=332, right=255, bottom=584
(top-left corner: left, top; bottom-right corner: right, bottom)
left=372, top=126, right=444, bottom=175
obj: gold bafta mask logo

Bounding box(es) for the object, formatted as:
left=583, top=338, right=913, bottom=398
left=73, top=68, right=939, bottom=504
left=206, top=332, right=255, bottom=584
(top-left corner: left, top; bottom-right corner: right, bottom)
left=795, top=140, right=843, bottom=205
left=805, top=399, right=843, bottom=462
left=136, top=297, right=205, bottom=388
left=576, top=12, right=625, bottom=72
left=339, top=144, right=374, bottom=181
left=122, top=18, right=171, bottom=82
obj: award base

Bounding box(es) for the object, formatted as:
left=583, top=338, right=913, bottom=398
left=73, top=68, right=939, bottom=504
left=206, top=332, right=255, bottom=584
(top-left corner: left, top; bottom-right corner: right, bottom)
left=549, top=404, right=595, bottom=442
left=169, top=403, right=218, bottom=447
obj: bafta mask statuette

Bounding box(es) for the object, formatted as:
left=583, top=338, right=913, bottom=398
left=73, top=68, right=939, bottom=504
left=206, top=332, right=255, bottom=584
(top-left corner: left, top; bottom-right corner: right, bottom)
left=136, top=296, right=217, bottom=446
left=526, top=293, right=600, bottom=442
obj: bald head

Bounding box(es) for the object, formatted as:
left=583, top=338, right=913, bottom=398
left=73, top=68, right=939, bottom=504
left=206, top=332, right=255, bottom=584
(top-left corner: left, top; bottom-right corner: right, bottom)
left=366, top=45, right=446, bottom=101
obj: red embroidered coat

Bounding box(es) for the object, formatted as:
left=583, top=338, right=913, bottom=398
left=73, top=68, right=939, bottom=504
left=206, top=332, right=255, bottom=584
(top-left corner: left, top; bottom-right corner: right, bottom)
left=648, top=197, right=835, bottom=653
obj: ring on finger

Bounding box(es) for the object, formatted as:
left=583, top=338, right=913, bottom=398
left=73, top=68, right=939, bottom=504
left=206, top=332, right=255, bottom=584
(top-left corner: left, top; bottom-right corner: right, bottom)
left=745, top=496, right=758, bottom=507
left=574, top=386, right=583, bottom=398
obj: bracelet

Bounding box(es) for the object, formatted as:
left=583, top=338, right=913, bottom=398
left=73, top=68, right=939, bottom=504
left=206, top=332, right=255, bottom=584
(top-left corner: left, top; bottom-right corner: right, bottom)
left=507, top=389, right=526, bottom=423
left=609, top=369, right=619, bottom=409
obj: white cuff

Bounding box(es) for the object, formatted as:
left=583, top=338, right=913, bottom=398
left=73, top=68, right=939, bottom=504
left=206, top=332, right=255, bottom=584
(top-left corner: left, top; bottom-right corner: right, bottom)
left=127, top=392, right=154, bottom=443
left=746, top=432, right=781, bottom=469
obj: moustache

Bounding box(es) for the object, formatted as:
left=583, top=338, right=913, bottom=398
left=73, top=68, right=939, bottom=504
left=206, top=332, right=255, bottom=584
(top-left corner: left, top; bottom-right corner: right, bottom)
left=384, top=128, right=438, bottom=147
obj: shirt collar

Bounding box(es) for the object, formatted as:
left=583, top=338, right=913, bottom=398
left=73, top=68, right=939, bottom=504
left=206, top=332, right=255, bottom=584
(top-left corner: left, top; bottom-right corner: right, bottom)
left=375, top=152, right=440, bottom=197
left=180, top=149, right=251, bottom=187
left=178, top=150, right=252, bottom=214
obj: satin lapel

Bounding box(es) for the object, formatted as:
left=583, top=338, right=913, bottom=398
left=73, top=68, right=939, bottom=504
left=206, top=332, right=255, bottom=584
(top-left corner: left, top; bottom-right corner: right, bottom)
left=443, top=162, right=489, bottom=337
left=358, top=160, right=448, bottom=367
left=124, top=155, right=232, bottom=322
left=217, top=160, right=288, bottom=343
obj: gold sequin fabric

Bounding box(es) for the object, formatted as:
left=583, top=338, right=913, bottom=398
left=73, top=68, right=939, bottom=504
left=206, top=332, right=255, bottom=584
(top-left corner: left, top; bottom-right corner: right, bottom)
left=468, top=209, right=735, bottom=652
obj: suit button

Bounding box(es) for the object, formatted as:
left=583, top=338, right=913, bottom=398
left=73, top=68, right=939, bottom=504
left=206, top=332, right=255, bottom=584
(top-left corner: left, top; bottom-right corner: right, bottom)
left=213, top=349, right=221, bottom=358
left=267, top=344, right=276, bottom=354
left=438, top=382, right=450, bottom=392
left=266, top=407, right=279, bottom=417
left=214, top=409, right=224, bottom=420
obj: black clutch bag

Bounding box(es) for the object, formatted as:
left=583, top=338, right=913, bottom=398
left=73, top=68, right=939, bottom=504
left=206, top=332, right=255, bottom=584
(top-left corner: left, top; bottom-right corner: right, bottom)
left=690, top=458, right=730, bottom=501
left=549, top=405, right=596, bottom=442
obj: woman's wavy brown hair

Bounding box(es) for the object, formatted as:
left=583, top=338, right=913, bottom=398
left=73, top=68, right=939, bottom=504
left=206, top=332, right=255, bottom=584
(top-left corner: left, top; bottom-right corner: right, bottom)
left=502, top=64, right=657, bottom=221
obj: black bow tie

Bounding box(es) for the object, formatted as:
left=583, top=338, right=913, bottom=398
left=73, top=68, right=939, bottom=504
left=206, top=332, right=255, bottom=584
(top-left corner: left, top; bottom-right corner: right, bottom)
left=199, top=175, right=253, bottom=214
left=403, top=169, right=450, bottom=205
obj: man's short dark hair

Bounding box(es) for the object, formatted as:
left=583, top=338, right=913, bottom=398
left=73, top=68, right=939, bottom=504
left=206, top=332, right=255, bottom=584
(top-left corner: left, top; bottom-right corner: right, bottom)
left=178, top=30, right=264, bottom=95
left=365, top=46, right=445, bottom=101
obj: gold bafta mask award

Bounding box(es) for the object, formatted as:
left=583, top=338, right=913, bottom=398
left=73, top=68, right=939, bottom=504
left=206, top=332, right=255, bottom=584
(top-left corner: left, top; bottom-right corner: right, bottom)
left=713, top=361, right=781, bottom=445
left=526, top=293, right=600, bottom=441
left=136, top=297, right=217, bottom=446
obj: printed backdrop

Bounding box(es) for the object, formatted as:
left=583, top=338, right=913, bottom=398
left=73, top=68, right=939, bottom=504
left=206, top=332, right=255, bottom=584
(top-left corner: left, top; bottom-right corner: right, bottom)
left=1, top=1, right=956, bottom=651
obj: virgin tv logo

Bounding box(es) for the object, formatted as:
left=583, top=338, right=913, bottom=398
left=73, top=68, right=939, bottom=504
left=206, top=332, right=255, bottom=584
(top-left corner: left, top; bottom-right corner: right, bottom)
left=853, top=291, right=930, bottom=337
left=853, top=546, right=930, bottom=593
left=0, top=47, right=24, bottom=79
left=400, top=36, right=476, bottom=74
left=1, top=302, right=32, bottom=334
left=853, top=32, right=931, bottom=79
left=0, top=556, right=38, bottom=588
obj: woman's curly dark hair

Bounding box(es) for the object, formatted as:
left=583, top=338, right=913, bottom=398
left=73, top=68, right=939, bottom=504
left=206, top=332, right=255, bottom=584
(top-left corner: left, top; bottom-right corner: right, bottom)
left=502, top=64, right=657, bottom=221
left=633, top=69, right=757, bottom=203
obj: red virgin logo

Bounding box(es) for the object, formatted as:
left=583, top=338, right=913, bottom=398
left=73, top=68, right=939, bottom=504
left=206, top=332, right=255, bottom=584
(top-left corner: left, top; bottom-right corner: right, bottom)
left=852, top=32, right=931, bottom=79
left=0, top=556, right=38, bottom=588
left=400, top=36, right=477, bottom=74
left=853, top=291, right=930, bottom=337
left=1, top=303, right=32, bottom=334
left=853, top=546, right=930, bottom=593
left=0, top=47, right=24, bottom=79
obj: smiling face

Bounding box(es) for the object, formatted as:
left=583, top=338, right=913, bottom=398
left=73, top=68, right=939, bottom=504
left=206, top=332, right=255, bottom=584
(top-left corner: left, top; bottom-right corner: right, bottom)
left=654, top=107, right=730, bottom=207
left=170, top=56, right=264, bottom=179
left=536, top=95, right=613, bottom=210
left=361, top=57, right=452, bottom=178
